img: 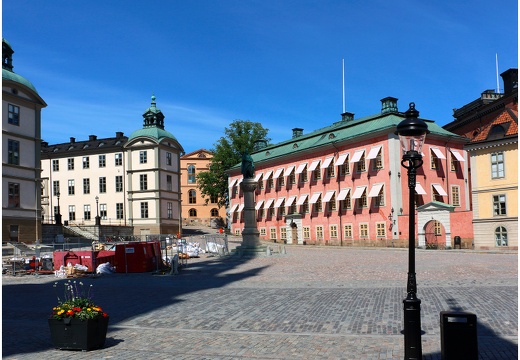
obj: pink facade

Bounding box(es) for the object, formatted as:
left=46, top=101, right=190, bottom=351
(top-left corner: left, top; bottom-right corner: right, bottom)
left=228, top=99, right=474, bottom=248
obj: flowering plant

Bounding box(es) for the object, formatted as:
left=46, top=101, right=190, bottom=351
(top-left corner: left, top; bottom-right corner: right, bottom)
left=51, top=280, right=108, bottom=321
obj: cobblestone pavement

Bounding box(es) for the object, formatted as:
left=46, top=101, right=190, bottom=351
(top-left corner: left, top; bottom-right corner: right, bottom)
left=2, top=241, right=518, bottom=360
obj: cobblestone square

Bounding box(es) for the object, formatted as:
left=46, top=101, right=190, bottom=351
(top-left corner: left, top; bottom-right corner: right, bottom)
left=2, top=244, right=517, bottom=359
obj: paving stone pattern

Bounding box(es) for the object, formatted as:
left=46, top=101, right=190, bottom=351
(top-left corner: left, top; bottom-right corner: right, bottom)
left=2, top=244, right=517, bottom=359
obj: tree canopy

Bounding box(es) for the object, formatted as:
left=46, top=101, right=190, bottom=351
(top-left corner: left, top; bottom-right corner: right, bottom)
left=196, top=120, right=270, bottom=209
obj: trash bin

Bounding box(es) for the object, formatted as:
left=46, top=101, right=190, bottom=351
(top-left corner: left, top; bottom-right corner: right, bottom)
left=454, top=236, right=461, bottom=249
left=440, top=311, right=478, bottom=360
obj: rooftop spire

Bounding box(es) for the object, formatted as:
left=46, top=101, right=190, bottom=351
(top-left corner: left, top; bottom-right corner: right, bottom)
left=142, top=94, right=165, bottom=129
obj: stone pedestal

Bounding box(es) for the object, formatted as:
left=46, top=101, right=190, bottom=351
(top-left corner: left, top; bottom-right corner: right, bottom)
left=235, top=177, right=267, bottom=256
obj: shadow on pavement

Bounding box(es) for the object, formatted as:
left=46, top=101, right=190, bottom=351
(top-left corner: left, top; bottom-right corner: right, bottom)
left=2, top=254, right=266, bottom=357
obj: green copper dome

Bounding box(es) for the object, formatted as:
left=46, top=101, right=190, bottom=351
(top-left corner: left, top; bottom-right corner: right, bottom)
left=2, top=38, right=39, bottom=94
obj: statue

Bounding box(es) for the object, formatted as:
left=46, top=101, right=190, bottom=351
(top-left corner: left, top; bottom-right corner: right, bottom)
left=241, top=151, right=255, bottom=179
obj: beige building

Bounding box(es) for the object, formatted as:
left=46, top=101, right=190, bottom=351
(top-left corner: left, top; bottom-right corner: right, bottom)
left=41, top=95, right=184, bottom=238
left=2, top=38, right=47, bottom=243
left=180, top=149, right=226, bottom=228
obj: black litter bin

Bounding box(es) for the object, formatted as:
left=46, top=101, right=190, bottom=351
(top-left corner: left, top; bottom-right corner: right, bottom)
left=453, top=236, right=461, bottom=249
left=440, top=311, right=478, bottom=360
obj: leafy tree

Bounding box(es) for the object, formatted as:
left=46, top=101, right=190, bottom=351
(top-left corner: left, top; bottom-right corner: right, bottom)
left=197, top=120, right=270, bottom=208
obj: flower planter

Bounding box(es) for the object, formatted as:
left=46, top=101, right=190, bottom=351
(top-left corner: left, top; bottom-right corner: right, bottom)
left=48, top=316, right=109, bottom=351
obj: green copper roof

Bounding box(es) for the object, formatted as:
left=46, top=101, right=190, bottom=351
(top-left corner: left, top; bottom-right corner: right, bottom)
left=231, top=109, right=466, bottom=170
left=2, top=68, right=39, bottom=93
left=128, top=126, right=179, bottom=142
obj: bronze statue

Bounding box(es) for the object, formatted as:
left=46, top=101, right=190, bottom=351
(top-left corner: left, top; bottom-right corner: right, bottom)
left=241, top=152, right=255, bottom=178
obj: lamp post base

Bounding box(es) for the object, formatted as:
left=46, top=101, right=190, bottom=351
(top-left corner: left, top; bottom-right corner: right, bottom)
left=403, top=295, right=422, bottom=360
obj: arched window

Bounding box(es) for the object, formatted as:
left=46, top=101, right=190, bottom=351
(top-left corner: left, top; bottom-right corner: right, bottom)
left=188, top=165, right=196, bottom=184
left=188, top=189, right=196, bottom=204
left=189, top=208, right=197, bottom=217
left=210, top=208, right=219, bottom=217
left=495, top=226, right=508, bottom=246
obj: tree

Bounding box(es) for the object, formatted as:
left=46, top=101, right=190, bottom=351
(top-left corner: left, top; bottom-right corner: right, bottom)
left=197, top=120, right=270, bottom=208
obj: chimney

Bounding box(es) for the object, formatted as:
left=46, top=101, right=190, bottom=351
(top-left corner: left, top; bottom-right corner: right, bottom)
left=41, top=141, right=48, bottom=147
left=341, top=112, right=354, bottom=122
left=501, top=68, right=518, bottom=95
left=253, top=139, right=268, bottom=151
left=70, top=137, right=75, bottom=143
left=292, top=128, right=304, bottom=138
left=116, top=131, right=124, bottom=138
left=89, top=135, right=97, bottom=141
left=381, top=97, right=399, bottom=114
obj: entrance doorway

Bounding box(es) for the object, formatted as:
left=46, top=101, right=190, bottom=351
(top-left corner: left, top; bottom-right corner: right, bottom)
left=424, top=220, right=445, bottom=249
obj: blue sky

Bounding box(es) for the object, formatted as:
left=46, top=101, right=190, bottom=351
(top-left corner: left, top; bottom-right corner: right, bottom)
left=3, top=0, right=518, bottom=154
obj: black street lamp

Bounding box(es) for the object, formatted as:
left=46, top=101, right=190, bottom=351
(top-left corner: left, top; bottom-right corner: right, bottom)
left=395, top=102, right=429, bottom=360
left=55, top=192, right=62, bottom=226
left=95, top=196, right=101, bottom=226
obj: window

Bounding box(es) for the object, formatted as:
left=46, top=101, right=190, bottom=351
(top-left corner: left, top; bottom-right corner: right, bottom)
left=8, top=104, right=19, bottom=125
left=451, top=186, right=460, bottom=207
left=376, top=222, right=386, bottom=237
left=432, top=186, right=444, bottom=203
left=99, top=177, right=106, bottom=193
left=341, top=192, right=352, bottom=210
left=491, top=152, right=505, bottom=178
left=358, top=189, right=368, bottom=208
left=493, top=195, right=506, bottom=216
left=82, top=156, right=90, bottom=169
left=141, top=202, right=149, bottom=218
left=8, top=182, right=19, bottom=208
left=328, top=194, right=337, bottom=211
left=99, top=155, right=106, bottom=168
left=68, top=158, right=74, bottom=170
left=330, top=225, right=338, bottom=239
left=115, top=176, right=123, bottom=192
left=166, top=175, right=172, bottom=191
left=301, top=198, right=309, bottom=214
left=53, top=181, right=60, bottom=195
left=100, top=204, right=107, bottom=220
left=83, top=178, right=90, bottom=194
left=188, top=165, right=196, bottom=183
left=430, top=150, right=442, bottom=170
left=312, top=167, right=321, bottom=180
left=450, top=155, right=458, bottom=171
left=68, top=205, right=76, bottom=221
left=278, top=176, right=285, bottom=188
left=7, top=139, right=19, bottom=165
left=434, top=221, right=442, bottom=236
left=140, top=174, right=147, bottom=191
left=139, top=151, right=147, bottom=164
left=210, top=194, right=218, bottom=204
left=316, top=225, right=324, bottom=240
left=267, top=178, right=274, bottom=188
left=356, top=153, right=366, bottom=172
left=68, top=180, right=75, bottom=195
left=313, top=195, right=322, bottom=213
left=260, top=228, right=267, bottom=236
left=166, top=152, right=172, bottom=166
left=116, top=203, right=124, bottom=220
left=360, top=223, right=369, bottom=238
left=344, top=224, right=353, bottom=238
left=289, top=201, right=297, bottom=214
left=53, top=206, right=59, bottom=217
left=289, top=171, right=296, bottom=185
left=258, top=178, right=264, bottom=190
left=300, top=170, right=308, bottom=183
left=115, top=153, right=123, bottom=166
left=339, top=155, right=350, bottom=176
left=268, top=204, right=275, bottom=217
left=373, top=149, right=383, bottom=170
left=188, top=189, right=196, bottom=204
left=270, top=228, right=277, bottom=240
left=279, top=202, right=286, bottom=216
left=303, top=226, right=310, bottom=239
left=373, top=186, right=385, bottom=207
left=211, top=208, right=219, bottom=217
left=167, top=202, right=173, bottom=219
left=52, top=160, right=59, bottom=172
left=326, top=161, right=335, bottom=178
left=280, top=227, right=287, bottom=240
left=84, top=205, right=91, bottom=220
left=495, top=226, right=508, bottom=246
left=235, top=229, right=240, bottom=236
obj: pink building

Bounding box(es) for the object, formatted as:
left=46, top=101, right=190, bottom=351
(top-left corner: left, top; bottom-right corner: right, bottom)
left=227, top=98, right=473, bottom=248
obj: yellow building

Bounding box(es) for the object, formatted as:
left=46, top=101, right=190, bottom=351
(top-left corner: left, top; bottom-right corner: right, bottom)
left=466, top=113, right=518, bottom=249
left=180, top=149, right=226, bottom=228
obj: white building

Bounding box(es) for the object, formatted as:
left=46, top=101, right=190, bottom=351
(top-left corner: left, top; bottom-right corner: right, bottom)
left=41, top=95, right=184, bottom=238
left=2, top=38, right=47, bottom=243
